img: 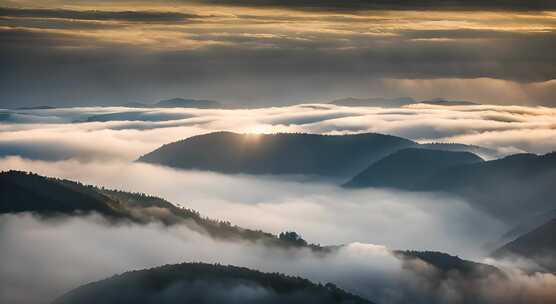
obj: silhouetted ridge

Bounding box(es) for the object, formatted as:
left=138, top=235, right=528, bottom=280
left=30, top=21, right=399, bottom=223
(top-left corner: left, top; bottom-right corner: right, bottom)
left=0, top=170, right=324, bottom=250
left=347, top=151, right=556, bottom=224
left=395, top=251, right=502, bottom=278
left=329, top=97, right=479, bottom=107
left=419, top=151, right=556, bottom=223
left=330, top=97, right=415, bottom=107
left=53, top=263, right=374, bottom=304
left=493, top=217, right=556, bottom=272
left=345, top=148, right=483, bottom=188
left=0, top=170, right=124, bottom=217
left=155, top=98, right=221, bottom=109
left=138, top=131, right=416, bottom=178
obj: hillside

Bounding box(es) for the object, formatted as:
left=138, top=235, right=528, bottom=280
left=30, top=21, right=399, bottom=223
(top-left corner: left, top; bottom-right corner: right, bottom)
left=345, top=148, right=483, bottom=189
left=419, top=98, right=478, bottom=106
left=137, top=132, right=416, bottom=178
left=493, top=218, right=556, bottom=272
left=0, top=170, right=125, bottom=217
left=53, top=262, right=374, bottom=304
left=85, top=111, right=192, bottom=122
left=0, top=171, right=322, bottom=249
left=329, top=97, right=478, bottom=107
left=420, top=152, right=556, bottom=223
left=155, top=98, right=222, bottom=109
left=395, top=250, right=502, bottom=278
left=330, top=97, right=415, bottom=107
left=345, top=151, right=556, bottom=224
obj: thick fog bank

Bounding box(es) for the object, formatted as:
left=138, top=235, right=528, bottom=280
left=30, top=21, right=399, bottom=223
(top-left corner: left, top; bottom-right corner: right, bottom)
left=0, top=157, right=507, bottom=257
left=2, top=104, right=556, bottom=162
left=1, top=214, right=555, bottom=304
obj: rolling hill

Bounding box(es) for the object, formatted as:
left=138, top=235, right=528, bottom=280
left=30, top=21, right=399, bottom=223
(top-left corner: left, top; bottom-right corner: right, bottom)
left=85, top=111, right=192, bottom=122
left=330, top=97, right=415, bottom=107
left=347, top=151, right=556, bottom=224
left=137, top=132, right=416, bottom=178
left=420, top=152, right=556, bottom=223
left=345, top=148, right=483, bottom=189
left=53, top=263, right=374, bottom=304
left=395, top=250, right=502, bottom=278
left=493, top=217, right=556, bottom=272
left=329, top=97, right=478, bottom=107
left=0, top=170, right=322, bottom=249
left=155, top=98, right=222, bottom=109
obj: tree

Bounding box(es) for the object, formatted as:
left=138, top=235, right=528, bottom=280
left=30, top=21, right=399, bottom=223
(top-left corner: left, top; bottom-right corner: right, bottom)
left=278, top=231, right=308, bottom=246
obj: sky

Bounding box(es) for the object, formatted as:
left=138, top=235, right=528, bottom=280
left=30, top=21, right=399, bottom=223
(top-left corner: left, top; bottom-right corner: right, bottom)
left=1, top=0, right=556, bottom=107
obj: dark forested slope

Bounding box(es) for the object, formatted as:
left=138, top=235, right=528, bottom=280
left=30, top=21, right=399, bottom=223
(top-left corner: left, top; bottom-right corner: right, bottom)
left=345, top=148, right=483, bottom=189
left=138, top=132, right=416, bottom=178
left=53, top=263, right=374, bottom=304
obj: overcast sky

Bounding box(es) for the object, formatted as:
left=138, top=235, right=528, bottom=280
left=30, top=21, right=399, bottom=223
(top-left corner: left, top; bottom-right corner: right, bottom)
left=1, top=0, right=555, bottom=107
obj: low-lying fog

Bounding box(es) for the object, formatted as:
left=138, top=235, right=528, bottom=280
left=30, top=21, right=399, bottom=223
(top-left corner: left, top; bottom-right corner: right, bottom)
left=1, top=214, right=555, bottom=304
left=1, top=104, right=556, bottom=162
left=0, top=156, right=506, bottom=256
left=1, top=103, right=556, bottom=303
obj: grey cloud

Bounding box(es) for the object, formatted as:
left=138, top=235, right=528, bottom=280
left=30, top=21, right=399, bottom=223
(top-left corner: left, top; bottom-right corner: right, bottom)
left=0, top=7, right=200, bottom=22
left=195, top=0, right=556, bottom=11
left=2, top=26, right=556, bottom=107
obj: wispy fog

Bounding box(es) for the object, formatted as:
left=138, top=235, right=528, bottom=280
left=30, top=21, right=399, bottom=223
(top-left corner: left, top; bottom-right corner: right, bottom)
left=1, top=214, right=555, bottom=304
left=1, top=104, right=556, bottom=162
left=0, top=157, right=507, bottom=257
left=1, top=103, right=555, bottom=303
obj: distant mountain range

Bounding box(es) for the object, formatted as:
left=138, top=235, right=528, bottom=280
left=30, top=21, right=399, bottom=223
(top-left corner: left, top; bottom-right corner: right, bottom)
left=419, top=98, right=479, bottom=106
left=138, top=132, right=494, bottom=178
left=53, top=262, right=374, bottom=304
left=15, top=106, right=57, bottom=110
left=330, top=97, right=416, bottom=107
left=120, top=98, right=223, bottom=109
left=330, top=97, right=478, bottom=107
left=85, top=111, right=193, bottom=122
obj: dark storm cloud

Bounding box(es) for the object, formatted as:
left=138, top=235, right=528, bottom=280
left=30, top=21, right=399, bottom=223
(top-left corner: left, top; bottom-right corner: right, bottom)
left=0, top=7, right=199, bottom=22
left=196, top=0, right=556, bottom=11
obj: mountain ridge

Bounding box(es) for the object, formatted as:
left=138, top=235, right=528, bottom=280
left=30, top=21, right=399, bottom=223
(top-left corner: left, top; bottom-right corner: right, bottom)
left=137, top=131, right=417, bottom=178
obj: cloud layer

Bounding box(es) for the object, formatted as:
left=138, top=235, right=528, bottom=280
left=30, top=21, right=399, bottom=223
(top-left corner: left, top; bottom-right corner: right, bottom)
left=1, top=1, right=555, bottom=106
left=1, top=103, right=556, bottom=303
left=1, top=104, right=555, bottom=162
left=1, top=213, right=555, bottom=304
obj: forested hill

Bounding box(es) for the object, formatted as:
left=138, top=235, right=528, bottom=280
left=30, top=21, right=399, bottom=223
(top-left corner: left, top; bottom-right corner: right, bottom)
left=493, top=217, right=556, bottom=272
left=345, top=148, right=483, bottom=189
left=420, top=152, right=556, bottom=223
left=53, top=262, right=374, bottom=304
left=347, top=151, right=556, bottom=224
left=138, top=131, right=416, bottom=177
left=0, top=170, right=323, bottom=250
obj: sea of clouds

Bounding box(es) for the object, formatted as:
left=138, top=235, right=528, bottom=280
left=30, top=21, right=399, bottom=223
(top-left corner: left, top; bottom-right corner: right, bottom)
left=1, top=103, right=556, bottom=161
left=1, top=103, right=556, bottom=303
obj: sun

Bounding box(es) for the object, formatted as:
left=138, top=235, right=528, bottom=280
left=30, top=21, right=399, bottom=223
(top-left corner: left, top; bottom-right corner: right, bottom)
left=242, top=124, right=274, bottom=135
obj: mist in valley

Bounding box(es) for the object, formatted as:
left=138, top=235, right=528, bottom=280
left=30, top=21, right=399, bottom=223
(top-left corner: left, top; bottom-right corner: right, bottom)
left=1, top=104, right=556, bottom=303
